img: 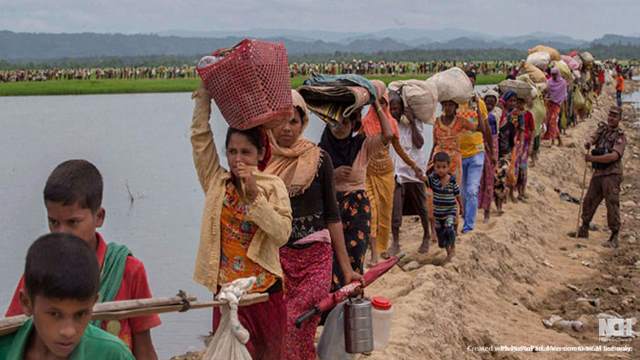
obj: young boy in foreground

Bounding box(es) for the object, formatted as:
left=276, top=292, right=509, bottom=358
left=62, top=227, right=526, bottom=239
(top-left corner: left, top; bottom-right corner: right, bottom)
left=426, top=152, right=463, bottom=263
left=4, top=160, right=160, bottom=359
left=0, top=233, right=134, bottom=359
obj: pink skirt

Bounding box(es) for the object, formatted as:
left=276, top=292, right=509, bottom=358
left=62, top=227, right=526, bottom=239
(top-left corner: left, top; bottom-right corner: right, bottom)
left=478, top=136, right=498, bottom=211
left=280, top=242, right=333, bottom=360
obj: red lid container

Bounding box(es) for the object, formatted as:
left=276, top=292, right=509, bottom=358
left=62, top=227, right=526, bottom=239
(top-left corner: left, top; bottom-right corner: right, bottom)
left=372, top=296, right=392, bottom=310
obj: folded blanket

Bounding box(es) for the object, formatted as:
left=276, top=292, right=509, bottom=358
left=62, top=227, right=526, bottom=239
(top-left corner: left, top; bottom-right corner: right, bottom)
left=298, top=73, right=376, bottom=124
left=298, top=85, right=371, bottom=124
left=303, top=73, right=377, bottom=100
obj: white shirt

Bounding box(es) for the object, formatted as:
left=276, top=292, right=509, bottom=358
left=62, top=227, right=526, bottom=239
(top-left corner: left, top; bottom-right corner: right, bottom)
left=391, top=119, right=427, bottom=184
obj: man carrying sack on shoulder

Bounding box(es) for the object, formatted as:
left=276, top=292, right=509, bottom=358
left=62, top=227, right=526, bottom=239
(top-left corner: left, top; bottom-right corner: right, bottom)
left=573, top=106, right=626, bottom=248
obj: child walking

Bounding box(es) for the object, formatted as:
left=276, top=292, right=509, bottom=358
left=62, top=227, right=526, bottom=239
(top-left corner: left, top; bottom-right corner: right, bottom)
left=426, top=152, right=463, bottom=263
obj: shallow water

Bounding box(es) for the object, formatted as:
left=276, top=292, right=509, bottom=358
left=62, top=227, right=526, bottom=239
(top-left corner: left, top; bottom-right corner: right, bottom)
left=0, top=91, right=439, bottom=358
left=624, top=76, right=640, bottom=109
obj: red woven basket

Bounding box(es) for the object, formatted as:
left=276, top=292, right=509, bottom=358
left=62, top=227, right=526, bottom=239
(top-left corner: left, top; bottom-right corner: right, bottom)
left=197, top=39, right=293, bottom=130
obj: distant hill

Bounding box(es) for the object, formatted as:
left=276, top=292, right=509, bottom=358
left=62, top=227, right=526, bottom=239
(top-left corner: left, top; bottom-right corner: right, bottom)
left=0, top=29, right=638, bottom=63
left=593, top=34, right=640, bottom=46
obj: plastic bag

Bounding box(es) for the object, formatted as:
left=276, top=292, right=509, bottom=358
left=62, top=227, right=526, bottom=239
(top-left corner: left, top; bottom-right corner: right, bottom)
left=573, top=87, right=586, bottom=112
left=317, top=302, right=355, bottom=360
left=560, top=104, right=568, bottom=130
left=526, top=52, right=551, bottom=70
left=553, top=60, right=573, bottom=82
left=388, top=79, right=438, bottom=124
left=426, top=67, right=474, bottom=104
left=202, top=277, right=256, bottom=360
left=531, top=95, right=547, bottom=136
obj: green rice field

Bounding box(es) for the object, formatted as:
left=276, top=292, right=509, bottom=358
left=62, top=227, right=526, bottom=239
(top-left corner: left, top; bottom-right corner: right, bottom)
left=0, top=74, right=506, bottom=96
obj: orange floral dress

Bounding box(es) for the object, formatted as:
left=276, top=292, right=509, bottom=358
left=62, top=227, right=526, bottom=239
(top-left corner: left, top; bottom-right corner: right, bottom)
left=431, top=115, right=469, bottom=180
left=218, top=182, right=277, bottom=293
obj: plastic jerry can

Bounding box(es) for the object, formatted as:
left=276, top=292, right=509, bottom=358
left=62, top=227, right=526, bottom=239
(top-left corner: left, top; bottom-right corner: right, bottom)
left=371, top=296, right=393, bottom=350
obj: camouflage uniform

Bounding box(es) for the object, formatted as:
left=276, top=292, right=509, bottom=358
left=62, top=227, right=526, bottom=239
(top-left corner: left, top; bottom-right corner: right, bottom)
left=580, top=122, right=626, bottom=244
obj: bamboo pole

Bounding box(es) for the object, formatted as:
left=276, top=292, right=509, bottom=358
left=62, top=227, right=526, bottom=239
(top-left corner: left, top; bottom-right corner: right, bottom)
left=0, top=293, right=268, bottom=336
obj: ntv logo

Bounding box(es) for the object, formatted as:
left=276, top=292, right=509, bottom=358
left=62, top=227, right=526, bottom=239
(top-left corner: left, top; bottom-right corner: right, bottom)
left=599, top=318, right=636, bottom=340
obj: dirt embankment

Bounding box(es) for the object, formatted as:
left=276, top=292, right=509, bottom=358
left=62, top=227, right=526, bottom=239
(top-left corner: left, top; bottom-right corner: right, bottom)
left=364, top=81, right=640, bottom=360
left=172, top=82, right=640, bottom=360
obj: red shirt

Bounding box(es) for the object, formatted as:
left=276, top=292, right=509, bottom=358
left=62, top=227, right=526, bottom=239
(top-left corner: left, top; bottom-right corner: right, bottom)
left=5, top=233, right=161, bottom=350
left=523, top=111, right=535, bottom=143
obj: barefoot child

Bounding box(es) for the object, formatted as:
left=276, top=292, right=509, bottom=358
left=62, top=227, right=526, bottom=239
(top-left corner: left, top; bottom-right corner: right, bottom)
left=426, top=152, right=463, bottom=263
left=0, top=233, right=134, bottom=359
left=5, top=160, right=160, bottom=359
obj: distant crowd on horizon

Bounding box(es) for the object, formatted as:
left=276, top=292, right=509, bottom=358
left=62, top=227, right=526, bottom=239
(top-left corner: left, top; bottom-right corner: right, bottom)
left=1, top=59, right=637, bottom=83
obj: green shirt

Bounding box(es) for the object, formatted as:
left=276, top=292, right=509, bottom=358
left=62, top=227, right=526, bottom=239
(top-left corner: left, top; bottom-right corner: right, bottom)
left=0, top=319, right=134, bottom=360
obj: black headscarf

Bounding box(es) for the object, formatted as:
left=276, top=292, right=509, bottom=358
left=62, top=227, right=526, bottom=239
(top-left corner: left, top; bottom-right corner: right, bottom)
left=318, top=126, right=366, bottom=168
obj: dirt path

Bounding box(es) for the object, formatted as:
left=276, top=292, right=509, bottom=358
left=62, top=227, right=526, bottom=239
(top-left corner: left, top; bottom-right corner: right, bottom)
left=171, top=82, right=640, bottom=360
left=363, top=82, right=639, bottom=360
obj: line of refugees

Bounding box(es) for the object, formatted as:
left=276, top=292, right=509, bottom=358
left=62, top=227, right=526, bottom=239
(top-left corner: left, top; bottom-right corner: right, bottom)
left=0, top=64, right=628, bottom=360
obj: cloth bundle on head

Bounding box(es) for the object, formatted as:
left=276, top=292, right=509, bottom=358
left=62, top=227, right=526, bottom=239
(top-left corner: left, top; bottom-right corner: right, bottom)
left=526, top=51, right=551, bottom=70
left=298, top=73, right=376, bottom=125
left=265, top=90, right=321, bottom=197
left=528, top=45, right=561, bottom=61
left=499, top=79, right=535, bottom=101
left=362, top=80, right=399, bottom=137
left=521, top=63, right=547, bottom=84
left=482, top=88, right=500, bottom=101
left=426, top=67, right=474, bottom=105
left=388, top=79, right=439, bottom=124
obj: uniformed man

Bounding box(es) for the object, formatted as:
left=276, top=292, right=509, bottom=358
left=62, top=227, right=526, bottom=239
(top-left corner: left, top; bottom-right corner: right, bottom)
left=575, top=106, right=626, bottom=247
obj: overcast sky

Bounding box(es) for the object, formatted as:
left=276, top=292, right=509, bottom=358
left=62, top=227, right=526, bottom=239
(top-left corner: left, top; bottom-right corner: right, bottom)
left=1, top=0, right=638, bottom=40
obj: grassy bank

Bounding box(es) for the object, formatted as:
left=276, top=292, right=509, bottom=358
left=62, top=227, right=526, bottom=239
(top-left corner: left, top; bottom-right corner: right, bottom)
left=0, top=74, right=505, bottom=96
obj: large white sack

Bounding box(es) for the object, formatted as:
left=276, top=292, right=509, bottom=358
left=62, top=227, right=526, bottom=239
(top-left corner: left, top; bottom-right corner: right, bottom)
left=528, top=45, right=561, bottom=61
left=580, top=51, right=595, bottom=65
left=202, top=277, right=256, bottom=360
left=425, top=67, right=474, bottom=104
left=388, top=79, right=438, bottom=124
left=520, top=63, right=547, bottom=84
left=499, top=79, right=536, bottom=101
left=526, top=51, right=551, bottom=70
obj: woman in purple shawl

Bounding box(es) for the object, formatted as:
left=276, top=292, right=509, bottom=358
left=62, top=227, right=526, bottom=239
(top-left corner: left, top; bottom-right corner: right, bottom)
left=542, top=68, right=567, bottom=146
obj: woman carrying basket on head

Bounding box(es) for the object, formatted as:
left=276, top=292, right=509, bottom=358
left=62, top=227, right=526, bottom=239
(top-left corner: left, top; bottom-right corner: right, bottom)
left=190, top=81, right=292, bottom=360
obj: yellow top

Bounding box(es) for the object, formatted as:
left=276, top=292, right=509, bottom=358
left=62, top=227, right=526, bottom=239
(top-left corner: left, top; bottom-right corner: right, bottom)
left=458, top=98, right=488, bottom=158
left=190, top=87, right=292, bottom=292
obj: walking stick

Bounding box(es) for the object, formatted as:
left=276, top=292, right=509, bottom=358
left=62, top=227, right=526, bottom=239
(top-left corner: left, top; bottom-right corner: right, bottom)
left=575, top=155, right=589, bottom=239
